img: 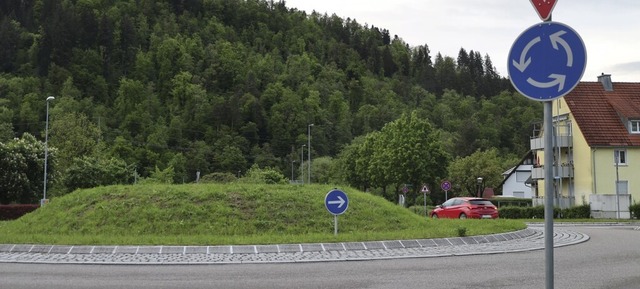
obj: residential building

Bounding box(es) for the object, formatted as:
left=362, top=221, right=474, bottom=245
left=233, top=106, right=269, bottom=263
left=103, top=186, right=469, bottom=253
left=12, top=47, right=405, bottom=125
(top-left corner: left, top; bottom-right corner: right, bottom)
left=530, top=74, right=640, bottom=217
left=499, top=151, right=535, bottom=199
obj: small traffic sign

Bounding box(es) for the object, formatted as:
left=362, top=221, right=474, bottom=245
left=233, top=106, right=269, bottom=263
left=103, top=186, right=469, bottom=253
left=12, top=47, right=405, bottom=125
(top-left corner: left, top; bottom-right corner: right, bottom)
left=421, top=185, right=429, bottom=193
left=440, top=181, right=451, bottom=191
left=530, top=0, right=557, bottom=21
left=508, top=21, right=586, bottom=101
left=325, top=189, right=349, bottom=215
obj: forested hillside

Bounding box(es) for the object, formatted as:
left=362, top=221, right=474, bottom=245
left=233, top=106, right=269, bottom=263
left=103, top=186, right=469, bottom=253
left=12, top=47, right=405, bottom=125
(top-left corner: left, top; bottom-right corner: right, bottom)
left=0, top=0, right=542, bottom=203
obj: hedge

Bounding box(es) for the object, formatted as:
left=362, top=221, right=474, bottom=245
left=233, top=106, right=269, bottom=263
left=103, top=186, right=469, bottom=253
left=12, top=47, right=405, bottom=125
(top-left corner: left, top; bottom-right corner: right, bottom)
left=490, top=197, right=533, bottom=208
left=0, top=204, right=39, bottom=220
left=499, top=204, right=591, bottom=219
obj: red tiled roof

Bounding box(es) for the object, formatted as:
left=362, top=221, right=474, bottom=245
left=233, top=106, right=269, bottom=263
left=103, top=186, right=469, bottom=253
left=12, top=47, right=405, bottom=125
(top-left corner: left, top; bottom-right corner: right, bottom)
left=564, top=82, right=640, bottom=147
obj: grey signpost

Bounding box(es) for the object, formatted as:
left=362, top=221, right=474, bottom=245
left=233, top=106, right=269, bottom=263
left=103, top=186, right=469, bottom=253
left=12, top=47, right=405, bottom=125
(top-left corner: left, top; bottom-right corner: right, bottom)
left=421, top=185, right=429, bottom=217
left=508, top=2, right=586, bottom=288
left=440, top=181, right=451, bottom=201
left=325, top=189, right=349, bottom=235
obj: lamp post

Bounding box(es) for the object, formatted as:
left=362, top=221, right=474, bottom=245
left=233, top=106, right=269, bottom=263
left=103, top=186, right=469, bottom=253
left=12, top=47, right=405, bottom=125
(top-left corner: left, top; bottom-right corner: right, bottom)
left=477, top=177, right=483, bottom=198
left=300, top=144, right=305, bottom=183
left=291, top=160, right=296, bottom=182
left=42, top=96, right=55, bottom=206
left=307, top=123, right=314, bottom=184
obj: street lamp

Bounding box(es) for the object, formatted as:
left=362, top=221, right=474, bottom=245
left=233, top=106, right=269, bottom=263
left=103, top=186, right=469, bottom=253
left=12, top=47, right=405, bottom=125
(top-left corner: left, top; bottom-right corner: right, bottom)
left=307, top=123, right=314, bottom=184
left=423, top=185, right=429, bottom=217
left=300, top=144, right=305, bottom=183
left=42, top=96, right=55, bottom=206
left=477, top=177, right=483, bottom=198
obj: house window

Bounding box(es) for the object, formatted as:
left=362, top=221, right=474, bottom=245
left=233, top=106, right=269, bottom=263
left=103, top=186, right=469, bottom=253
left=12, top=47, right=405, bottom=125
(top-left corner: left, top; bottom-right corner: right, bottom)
left=516, top=171, right=529, bottom=182
left=614, top=149, right=627, bottom=165
left=631, top=120, right=640, bottom=134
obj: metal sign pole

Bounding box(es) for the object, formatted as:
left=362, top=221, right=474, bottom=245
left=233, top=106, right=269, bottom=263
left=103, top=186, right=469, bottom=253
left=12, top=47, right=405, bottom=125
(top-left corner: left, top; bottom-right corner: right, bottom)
left=544, top=101, right=555, bottom=289
left=325, top=189, right=348, bottom=236
left=511, top=3, right=585, bottom=287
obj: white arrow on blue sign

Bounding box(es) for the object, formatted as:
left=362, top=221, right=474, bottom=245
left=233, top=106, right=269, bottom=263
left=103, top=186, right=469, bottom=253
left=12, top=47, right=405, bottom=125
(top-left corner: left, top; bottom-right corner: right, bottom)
left=325, top=189, right=349, bottom=215
left=508, top=21, right=586, bottom=101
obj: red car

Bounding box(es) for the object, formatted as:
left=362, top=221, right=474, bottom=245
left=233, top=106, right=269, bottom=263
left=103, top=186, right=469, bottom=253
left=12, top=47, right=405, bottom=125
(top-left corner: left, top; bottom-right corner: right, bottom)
left=430, top=197, right=499, bottom=219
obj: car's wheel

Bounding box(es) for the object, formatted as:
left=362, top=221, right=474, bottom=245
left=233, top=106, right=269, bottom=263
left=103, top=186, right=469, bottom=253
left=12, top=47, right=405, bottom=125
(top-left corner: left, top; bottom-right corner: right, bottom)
left=431, top=213, right=438, bottom=219
left=459, top=213, right=467, bottom=219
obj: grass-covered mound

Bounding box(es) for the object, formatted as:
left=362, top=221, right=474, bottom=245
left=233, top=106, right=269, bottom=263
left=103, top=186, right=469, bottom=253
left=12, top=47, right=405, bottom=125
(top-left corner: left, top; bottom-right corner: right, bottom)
left=0, top=184, right=526, bottom=245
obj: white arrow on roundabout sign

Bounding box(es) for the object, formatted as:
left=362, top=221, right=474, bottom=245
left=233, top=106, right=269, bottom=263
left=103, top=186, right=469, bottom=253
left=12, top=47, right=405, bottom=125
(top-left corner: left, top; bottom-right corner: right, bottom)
left=325, top=189, right=349, bottom=216
left=508, top=21, right=586, bottom=101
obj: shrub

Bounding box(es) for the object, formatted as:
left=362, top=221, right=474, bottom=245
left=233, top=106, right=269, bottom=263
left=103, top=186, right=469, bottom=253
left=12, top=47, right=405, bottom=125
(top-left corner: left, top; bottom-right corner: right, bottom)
left=630, top=203, right=640, bottom=220
left=199, top=172, right=237, bottom=183
left=499, top=205, right=575, bottom=219
left=498, top=206, right=524, bottom=219
left=0, top=204, right=39, bottom=220
left=562, top=204, right=591, bottom=219
left=240, top=165, right=287, bottom=184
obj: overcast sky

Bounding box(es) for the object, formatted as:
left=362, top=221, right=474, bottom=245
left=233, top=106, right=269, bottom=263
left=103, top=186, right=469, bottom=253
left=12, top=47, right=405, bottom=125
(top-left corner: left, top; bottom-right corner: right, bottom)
left=285, top=0, right=640, bottom=82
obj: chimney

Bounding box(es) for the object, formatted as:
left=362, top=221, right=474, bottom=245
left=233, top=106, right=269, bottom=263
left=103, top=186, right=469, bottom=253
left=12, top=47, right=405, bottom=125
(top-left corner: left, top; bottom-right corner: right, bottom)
left=598, top=73, right=613, bottom=91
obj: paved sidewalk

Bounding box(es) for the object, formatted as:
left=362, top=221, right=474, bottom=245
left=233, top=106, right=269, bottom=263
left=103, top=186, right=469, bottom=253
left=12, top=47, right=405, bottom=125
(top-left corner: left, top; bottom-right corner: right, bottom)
left=0, top=226, right=589, bottom=265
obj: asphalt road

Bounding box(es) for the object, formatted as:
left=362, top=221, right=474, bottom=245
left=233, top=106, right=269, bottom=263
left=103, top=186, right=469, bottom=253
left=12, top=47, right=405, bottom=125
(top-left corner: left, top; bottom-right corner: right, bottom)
left=1, top=226, right=638, bottom=289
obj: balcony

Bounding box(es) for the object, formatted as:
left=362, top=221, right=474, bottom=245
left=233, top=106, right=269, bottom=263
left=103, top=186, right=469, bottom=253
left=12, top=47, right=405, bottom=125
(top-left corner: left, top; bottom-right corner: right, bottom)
left=530, top=135, right=572, bottom=150
left=531, top=164, right=574, bottom=180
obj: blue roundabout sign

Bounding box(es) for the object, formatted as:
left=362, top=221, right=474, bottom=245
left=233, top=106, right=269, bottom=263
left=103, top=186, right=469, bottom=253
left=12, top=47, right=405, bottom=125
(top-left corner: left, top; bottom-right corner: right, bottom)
left=508, top=21, right=586, bottom=101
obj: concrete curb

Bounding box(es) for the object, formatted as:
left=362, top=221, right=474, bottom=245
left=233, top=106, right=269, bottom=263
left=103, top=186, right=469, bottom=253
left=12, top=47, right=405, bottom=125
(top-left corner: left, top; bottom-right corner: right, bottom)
left=0, top=227, right=590, bottom=265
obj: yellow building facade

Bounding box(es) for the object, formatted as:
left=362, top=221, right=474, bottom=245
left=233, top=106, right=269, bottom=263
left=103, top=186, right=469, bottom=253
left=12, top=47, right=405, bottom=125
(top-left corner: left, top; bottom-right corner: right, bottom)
left=531, top=76, right=640, bottom=214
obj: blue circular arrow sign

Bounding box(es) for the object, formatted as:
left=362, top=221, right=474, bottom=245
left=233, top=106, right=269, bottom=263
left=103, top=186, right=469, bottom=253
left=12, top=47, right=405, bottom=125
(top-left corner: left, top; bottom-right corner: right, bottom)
left=325, top=189, right=349, bottom=215
left=508, top=21, right=586, bottom=101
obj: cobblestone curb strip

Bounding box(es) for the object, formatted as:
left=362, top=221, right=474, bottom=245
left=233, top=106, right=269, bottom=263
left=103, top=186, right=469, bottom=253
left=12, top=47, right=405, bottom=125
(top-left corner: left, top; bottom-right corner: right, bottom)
left=0, top=227, right=589, bottom=265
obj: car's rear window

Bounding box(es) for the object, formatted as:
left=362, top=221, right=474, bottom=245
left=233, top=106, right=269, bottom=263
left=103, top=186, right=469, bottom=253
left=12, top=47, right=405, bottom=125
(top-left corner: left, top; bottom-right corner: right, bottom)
left=469, top=200, right=493, bottom=206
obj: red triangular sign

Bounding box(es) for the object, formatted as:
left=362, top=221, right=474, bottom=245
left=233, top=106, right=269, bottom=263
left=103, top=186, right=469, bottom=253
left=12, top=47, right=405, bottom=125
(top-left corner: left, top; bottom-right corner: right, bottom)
left=530, top=0, right=557, bottom=21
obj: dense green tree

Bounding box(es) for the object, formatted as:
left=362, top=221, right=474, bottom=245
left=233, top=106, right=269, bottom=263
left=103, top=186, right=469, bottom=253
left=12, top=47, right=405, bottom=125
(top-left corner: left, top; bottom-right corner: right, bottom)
left=340, top=112, right=450, bottom=203
left=217, top=145, right=247, bottom=174
left=251, top=143, right=280, bottom=170
left=333, top=136, right=367, bottom=189
left=310, top=156, right=339, bottom=185
left=0, top=17, right=22, bottom=73
left=369, top=111, right=449, bottom=204
left=49, top=110, right=101, bottom=171
left=0, top=133, right=56, bottom=204
left=433, top=53, right=457, bottom=96
left=447, top=148, right=513, bottom=198
left=63, top=155, right=131, bottom=192
left=411, top=44, right=436, bottom=92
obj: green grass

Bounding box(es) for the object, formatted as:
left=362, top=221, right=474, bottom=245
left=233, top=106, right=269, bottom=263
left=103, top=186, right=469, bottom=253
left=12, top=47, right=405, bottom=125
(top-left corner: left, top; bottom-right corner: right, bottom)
left=0, top=184, right=526, bottom=245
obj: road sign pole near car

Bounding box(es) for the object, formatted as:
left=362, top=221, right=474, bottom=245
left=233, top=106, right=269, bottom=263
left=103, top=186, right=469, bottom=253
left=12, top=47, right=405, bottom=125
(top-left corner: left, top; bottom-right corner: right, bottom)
left=441, top=181, right=451, bottom=201
left=325, top=189, right=349, bottom=235
left=508, top=2, right=587, bottom=288
left=421, top=185, right=429, bottom=217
